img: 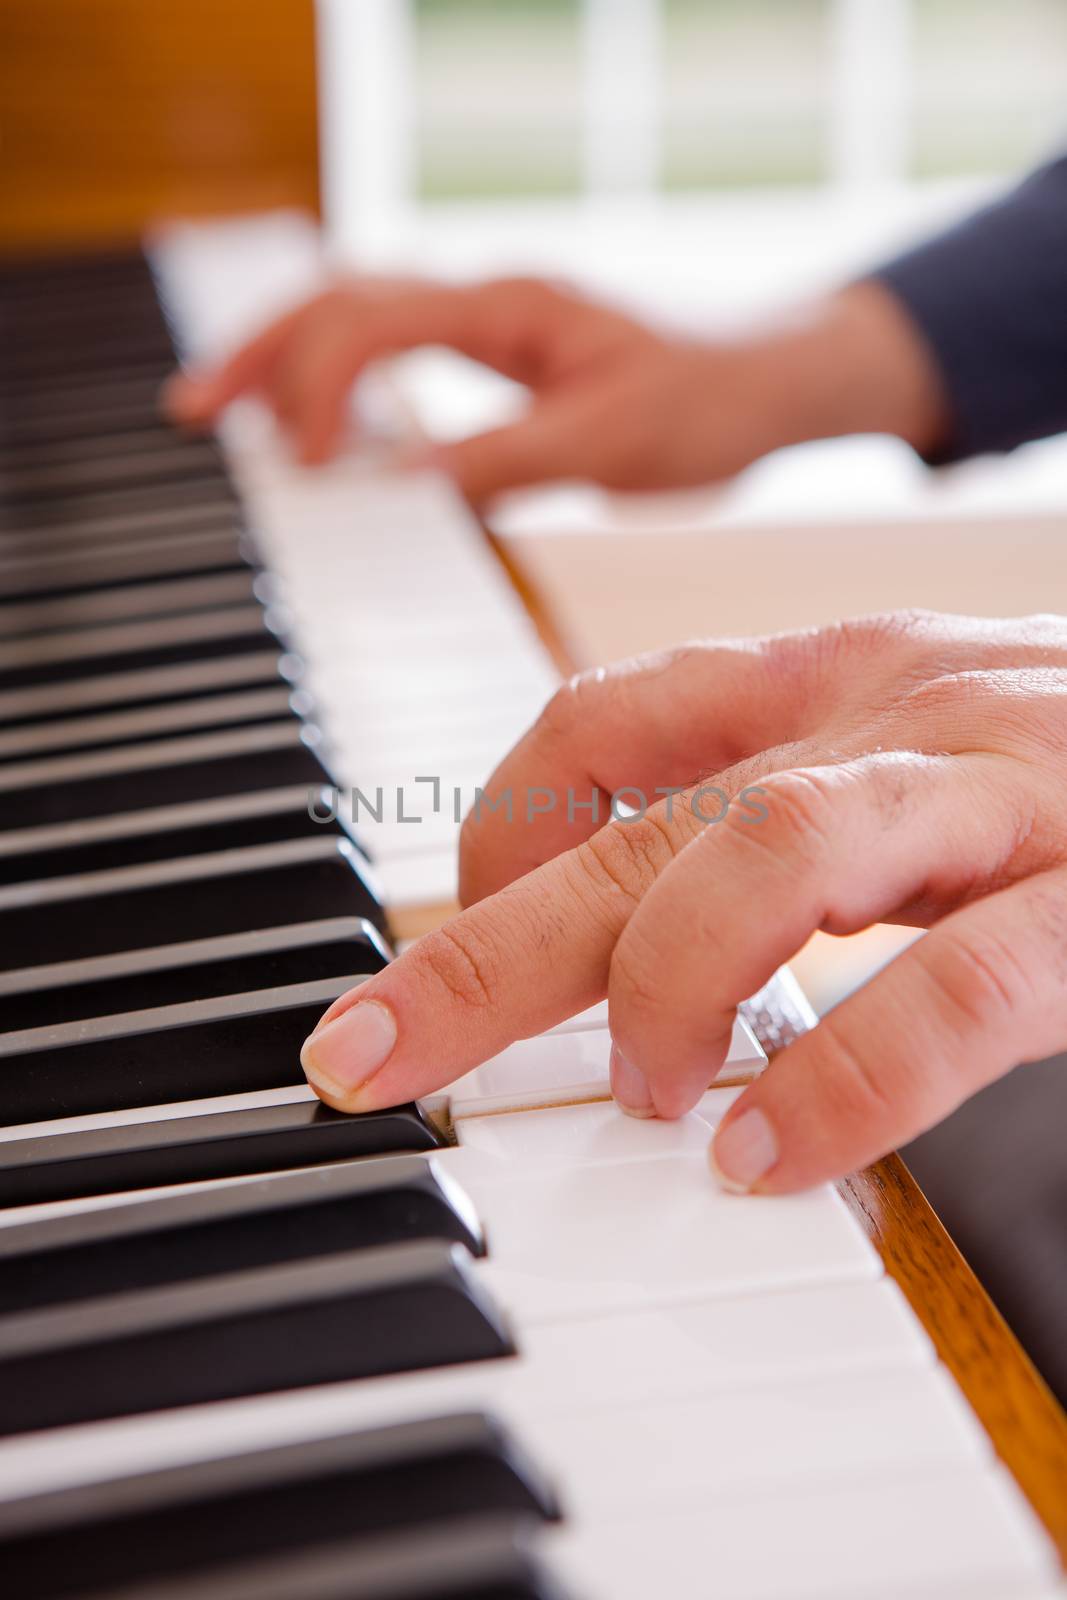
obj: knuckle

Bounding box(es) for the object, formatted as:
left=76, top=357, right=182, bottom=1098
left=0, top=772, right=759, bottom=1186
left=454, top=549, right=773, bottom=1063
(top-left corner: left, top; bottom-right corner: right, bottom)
left=790, top=610, right=933, bottom=684
left=898, top=669, right=980, bottom=720
left=574, top=815, right=673, bottom=909
left=734, top=767, right=839, bottom=865
left=841, top=608, right=937, bottom=651
left=535, top=667, right=612, bottom=749
left=812, top=1011, right=905, bottom=1127
left=536, top=678, right=586, bottom=744
left=415, top=919, right=501, bottom=1012
left=919, top=927, right=1030, bottom=1038
left=759, top=625, right=822, bottom=684
left=609, top=932, right=671, bottom=1031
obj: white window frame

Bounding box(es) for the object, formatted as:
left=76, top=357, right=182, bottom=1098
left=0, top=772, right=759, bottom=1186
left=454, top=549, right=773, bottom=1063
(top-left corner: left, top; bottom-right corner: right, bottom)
left=317, top=0, right=917, bottom=250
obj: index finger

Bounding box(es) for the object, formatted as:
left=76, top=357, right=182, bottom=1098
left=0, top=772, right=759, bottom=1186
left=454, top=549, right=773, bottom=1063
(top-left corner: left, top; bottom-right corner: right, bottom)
left=298, top=799, right=699, bottom=1112
left=162, top=276, right=576, bottom=430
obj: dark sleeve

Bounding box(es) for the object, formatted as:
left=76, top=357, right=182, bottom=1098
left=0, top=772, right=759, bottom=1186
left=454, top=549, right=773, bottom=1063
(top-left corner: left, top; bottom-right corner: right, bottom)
left=873, top=156, right=1067, bottom=461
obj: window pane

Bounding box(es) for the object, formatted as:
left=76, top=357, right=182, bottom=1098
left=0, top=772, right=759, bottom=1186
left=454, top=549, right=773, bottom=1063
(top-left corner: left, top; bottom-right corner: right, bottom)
left=414, top=0, right=583, bottom=200
left=913, top=0, right=1067, bottom=177
left=662, top=0, right=832, bottom=189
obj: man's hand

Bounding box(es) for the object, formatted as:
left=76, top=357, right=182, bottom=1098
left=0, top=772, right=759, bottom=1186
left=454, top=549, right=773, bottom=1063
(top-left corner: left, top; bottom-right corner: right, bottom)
left=163, top=274, right=948, bottom=501
left=299, top=610, right=1067, bottom=1193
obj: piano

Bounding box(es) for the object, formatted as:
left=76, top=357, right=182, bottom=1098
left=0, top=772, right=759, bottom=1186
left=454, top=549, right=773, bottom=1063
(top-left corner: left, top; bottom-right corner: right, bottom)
left=1, top=9, right=1065, bottom=1598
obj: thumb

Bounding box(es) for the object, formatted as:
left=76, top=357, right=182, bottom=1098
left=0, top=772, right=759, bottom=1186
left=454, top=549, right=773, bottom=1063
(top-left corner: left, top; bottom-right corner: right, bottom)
left=709, top=867, right=1067, bottom=1194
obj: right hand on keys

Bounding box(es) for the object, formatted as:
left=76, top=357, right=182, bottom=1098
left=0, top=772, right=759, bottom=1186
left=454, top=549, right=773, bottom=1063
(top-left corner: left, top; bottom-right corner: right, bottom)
left=297, top=611, right=1067, bottom=1197
left=163, top=271, right=948, bottom=501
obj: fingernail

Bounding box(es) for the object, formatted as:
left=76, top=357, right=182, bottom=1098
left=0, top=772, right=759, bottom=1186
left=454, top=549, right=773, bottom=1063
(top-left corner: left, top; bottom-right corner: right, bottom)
left=709, top=1107, right=778, bottom=1193
left=610, top=1043, right=655, bottom=1119
left=300, top=999, right=397, bottom=1101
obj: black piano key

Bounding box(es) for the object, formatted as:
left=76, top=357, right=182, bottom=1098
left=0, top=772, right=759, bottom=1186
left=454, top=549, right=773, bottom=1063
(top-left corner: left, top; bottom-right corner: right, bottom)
left=0, top=421, right=207, bottom=472
left=0, top=367, right=164, bottom=417
left=0, top=530, right=248, bottom=602
left=0, top=785, right=352, bottom=887
left=4, top=298, right=164, bottom=334
left=3, top=294, right=166, bottom=345
left=0, top=915, right=388, bottom=1029
left=0, top=476, right=237, bottom=535
left=0, top=570, right=260, bottom=640
left=0, top=357, right=177, bottom=412
left=0, top=722, right=328, bottom=830
left=1, top=441, right=227, bottom=506
left=0, top=651, right=288, bottom=728
left=0, top=972, right=361, bottom=1123
left=0, top=247, right=155, bottom=292
left=0, top=1155, right=485, bottom=1313
left=0, top=1098, right=444, bottom=1210
left=0, top=834, right=378, bottom=971
left=0, top=685, right=295, bottom=762
left=1, top=344, right=175, bottom=393
left=0, top=396, right=184, bottom=452
left=0, top=604, right=278, bottom=691
left=0, top=497, right=243, bottom=556
left=1, top=305, right=164, bottom=352
left=0, top=1241, right=515, bottom=1436
left=0, top=1435, right=558, bottom=1600
left=65, top=1521, right=570, bottom=1600
left=0, top=396, right=187, bottom=454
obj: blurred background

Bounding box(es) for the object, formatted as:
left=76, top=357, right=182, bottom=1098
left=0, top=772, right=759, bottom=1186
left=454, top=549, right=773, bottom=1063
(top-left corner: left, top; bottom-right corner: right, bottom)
left=319, top=0, right=1067, bottom=571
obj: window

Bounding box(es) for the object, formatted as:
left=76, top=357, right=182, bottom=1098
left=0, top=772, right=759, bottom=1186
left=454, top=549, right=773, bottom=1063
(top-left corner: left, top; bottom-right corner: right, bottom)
left=662, top=0, right=832, bottom=190
left=415, top=0, right=584, bottom=199
left=912, top=0, right=1067, bottom=178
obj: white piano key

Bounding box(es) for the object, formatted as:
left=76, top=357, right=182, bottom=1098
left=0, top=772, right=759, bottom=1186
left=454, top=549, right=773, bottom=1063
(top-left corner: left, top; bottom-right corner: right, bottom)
left=0, top=1282, right=946, bottom=1502
left=283, top=561, right=524, bottom=616
left=440, top=1029, right=614, bottom=1117
left=440, top=1119, right=880, bottom=1321
left=303, top=658, right=533, bottom=715
left=860, top=1587, right=1066, bottom=1600
left=150, top=213, right=325, bottom=362
left=374, top=848, right=459, bottom=908
left=519, top=1365, right=990, bottom=1520
left=345, top=812, right=463, bottom=863
left=305, top=657, right=557, bottom=718
left=548, top=1464, right=1056, bottom=1599
left=295, top=608, right=531, bottom=650
left=438, top=1020, right=764, bottom=1121
left=306, top=663, right=550, bottom=715
left=320, top=728, right=526, bottom=784
left=446, top=1082, right=745, bottom=1171
left=512, top=1276, right=935, bottom=1394
left=324, top=763, right=485, bottom=821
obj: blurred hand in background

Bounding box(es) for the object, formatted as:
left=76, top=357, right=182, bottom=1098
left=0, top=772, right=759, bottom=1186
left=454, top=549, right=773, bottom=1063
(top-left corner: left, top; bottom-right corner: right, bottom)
left=164, top=272, right=948, bottom=502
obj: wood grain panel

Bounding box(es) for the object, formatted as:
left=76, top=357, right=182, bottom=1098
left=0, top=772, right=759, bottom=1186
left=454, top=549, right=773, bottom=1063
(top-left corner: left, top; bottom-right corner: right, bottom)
left=0, top=0, right=319, bottom=252
left=843, top=1159, right=1067, bottom=1565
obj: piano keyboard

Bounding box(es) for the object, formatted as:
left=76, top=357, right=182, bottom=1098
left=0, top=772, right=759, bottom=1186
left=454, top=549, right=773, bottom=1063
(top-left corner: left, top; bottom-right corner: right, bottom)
left=0, top=225, right=1060, bottom=1600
